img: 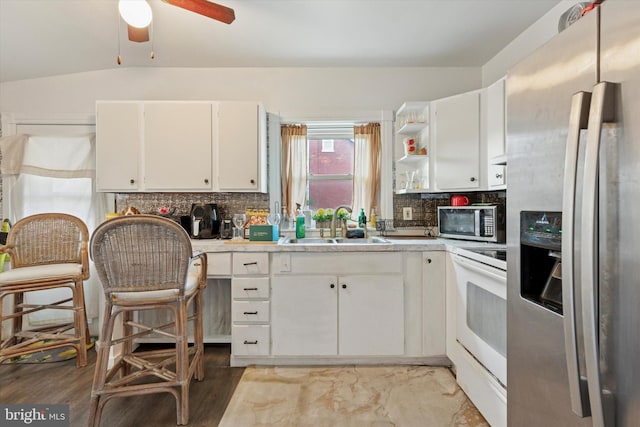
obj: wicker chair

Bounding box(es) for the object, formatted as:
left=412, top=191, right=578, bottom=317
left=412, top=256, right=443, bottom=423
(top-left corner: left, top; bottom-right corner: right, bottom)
left=0, top=213, right=91, bottom=367
left=88, top=215, right=207, bottom=427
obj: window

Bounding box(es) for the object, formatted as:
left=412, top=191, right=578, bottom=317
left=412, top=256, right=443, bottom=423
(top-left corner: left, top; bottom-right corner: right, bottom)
left=308, top=138, right=353, bottom=210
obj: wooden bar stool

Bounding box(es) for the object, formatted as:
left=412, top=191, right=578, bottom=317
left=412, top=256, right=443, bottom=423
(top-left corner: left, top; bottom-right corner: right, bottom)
left=0, top=213, right=91, bottom=367
left=88, top=215, right=207, bottom=426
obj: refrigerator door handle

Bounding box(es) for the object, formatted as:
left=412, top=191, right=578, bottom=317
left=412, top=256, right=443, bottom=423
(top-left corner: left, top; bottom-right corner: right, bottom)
left=581, top=81, right=616, bottom=427
left=562, top=91, right=592, bottom=417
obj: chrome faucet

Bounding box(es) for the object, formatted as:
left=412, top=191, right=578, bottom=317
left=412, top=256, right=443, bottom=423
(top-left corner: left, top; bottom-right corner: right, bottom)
left=330, top=206, right=352, bottom=238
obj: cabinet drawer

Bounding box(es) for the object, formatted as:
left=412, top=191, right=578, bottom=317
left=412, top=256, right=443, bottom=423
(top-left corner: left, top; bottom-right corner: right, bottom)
left=232, top=277, right=270, bottom=299
left=232, top=301, right=270, bottom=323
left=232, top=253, right=269, bottom=275
left=206, top=252, right=232, bottom=276
left=232, top=325, right=270, bottom=356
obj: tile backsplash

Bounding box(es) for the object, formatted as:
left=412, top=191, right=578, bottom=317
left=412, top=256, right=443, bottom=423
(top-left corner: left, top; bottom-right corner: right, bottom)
left=115, top=192, right=270, bottom=222
left=392, top=190, right=506, bottom=228
left=115, top=189, right=506, bottom=231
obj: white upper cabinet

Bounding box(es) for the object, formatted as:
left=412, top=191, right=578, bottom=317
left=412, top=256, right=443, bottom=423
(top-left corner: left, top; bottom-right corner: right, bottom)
left=432, top=90, right=482, bottom=191
left=96, top=100, right=267, bottom=193
left=217, top=102, right=267, bottom=193
left=485, top=77, right=507, bottom=189
left=143, top=102, right=213, bottom=191
left=96, top=101, right=142, bottom=192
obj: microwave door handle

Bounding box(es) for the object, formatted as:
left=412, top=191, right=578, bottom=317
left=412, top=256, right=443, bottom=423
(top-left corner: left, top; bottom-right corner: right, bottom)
left=474, top=210, right=480, bottom=237
left=562, top=91, right=592, bottom=417
left=581, top=82, right=616, bottom=427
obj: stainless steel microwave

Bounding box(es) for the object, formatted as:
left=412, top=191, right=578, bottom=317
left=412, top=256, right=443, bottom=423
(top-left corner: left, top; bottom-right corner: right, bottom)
left=437, top=205, right=505, bottom=243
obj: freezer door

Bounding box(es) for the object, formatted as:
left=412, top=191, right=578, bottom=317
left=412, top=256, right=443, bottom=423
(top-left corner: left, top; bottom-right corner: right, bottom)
left=596, top=2, right=640, bottom=426
left=506, top=7, right=597, bottom=427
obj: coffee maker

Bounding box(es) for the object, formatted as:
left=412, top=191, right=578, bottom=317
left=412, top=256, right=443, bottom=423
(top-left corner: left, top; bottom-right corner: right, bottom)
left=190, top=203, right=220, bottom=239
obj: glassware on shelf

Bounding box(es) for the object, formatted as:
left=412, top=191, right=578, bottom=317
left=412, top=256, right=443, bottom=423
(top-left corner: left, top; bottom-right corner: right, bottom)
left=232, top=213, right=246, bottom=241
left=403, top=171, right=416, bottom=190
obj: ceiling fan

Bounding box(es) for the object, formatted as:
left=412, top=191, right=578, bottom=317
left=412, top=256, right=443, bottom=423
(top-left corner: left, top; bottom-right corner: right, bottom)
left=121, top=0, right=236, bottom=43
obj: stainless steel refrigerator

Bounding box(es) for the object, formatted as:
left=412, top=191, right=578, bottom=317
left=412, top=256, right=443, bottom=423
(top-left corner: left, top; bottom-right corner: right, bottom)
left=507, top=1, right=640, bottom=426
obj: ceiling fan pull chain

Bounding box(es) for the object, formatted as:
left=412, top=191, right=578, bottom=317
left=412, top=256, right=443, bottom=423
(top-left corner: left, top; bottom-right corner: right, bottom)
left=117, top=10, right=122, bottom=65
left=150, top=20, right=155, bottom=60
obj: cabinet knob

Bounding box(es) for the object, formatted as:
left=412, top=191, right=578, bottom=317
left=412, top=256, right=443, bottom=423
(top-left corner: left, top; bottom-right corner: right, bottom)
left=426, top=258, right=432, bottom=264
left=250, top=179, right=256, bottom=185
left=130, top=179, right=135, bottom=184
left=330, top=283, right=335, bottom=288
left=204, top=178, right=209, bottom=184
left=470, top=177, right=476, bottom=182
left=495, top=173, right=503, bottom=179
left=342, top=284, right=347, bottom=289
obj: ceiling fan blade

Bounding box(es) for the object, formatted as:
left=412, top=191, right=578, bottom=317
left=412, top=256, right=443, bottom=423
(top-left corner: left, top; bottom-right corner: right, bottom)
left=128, top=25, right=150, bottom=42
left=162, top=0, right=235, bottom=24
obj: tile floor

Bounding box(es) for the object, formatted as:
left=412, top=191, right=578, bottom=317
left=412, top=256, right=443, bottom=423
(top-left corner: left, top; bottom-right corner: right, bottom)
left=219, top=365, right=490, bottom=427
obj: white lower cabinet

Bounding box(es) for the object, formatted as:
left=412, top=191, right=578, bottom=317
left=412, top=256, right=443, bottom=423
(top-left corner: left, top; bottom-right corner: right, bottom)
left=271, top=274, right=404, bottom=356
left=271, top=275, right=337, bottom=356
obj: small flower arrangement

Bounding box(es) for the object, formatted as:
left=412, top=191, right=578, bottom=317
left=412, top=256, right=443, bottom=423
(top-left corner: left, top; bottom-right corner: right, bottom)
left=312, top=208, right=351, bottom=228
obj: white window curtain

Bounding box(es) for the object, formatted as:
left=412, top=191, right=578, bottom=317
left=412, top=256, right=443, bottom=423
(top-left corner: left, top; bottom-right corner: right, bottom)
left=352, top=123, right=381, bottom=220
left=0, top=134, right=109, bottom=321
left=281, top=124, right=308, bottom=217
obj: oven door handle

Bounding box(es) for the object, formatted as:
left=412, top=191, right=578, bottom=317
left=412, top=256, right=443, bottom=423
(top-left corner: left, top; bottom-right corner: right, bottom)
left=452, top=255, right=506, bottom=283
left=561, top=90, right=592, bottom=418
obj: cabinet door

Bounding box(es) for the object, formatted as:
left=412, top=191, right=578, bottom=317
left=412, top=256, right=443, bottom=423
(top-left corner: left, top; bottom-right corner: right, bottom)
left=96, top=102, right=141, bottom=191
left=338, top=274, right=404, bottom=356
left=143, top=102, right=213, bottom=191
left=422, top=252, right=446, bottom=357
left=271, top=275, right=337, bottom=355
left=433, top=92, right=481, bottom=190
left=486, top=78, right=507, bottom=188
left=218, top=102, right=266, bottom=192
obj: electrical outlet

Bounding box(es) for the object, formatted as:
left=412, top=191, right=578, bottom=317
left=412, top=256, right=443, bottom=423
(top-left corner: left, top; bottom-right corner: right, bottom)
left=403, top=207, right=413, bottom=220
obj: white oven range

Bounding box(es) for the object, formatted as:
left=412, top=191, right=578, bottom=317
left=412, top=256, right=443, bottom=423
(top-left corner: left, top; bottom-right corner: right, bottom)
left=449, top=246, right=507, bottom=427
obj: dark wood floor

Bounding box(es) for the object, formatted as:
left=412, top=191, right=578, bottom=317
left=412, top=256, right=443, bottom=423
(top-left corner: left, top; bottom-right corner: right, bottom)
left=0, top=344, right=244, bottom=427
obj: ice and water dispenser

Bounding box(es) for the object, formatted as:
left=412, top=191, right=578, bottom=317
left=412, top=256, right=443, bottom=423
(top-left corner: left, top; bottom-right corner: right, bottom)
left=520, top=211, right=564, bottom=314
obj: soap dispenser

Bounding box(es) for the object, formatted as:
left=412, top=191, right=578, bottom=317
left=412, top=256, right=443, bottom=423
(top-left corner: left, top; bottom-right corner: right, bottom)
left=295, top=203, right=306, bottom=239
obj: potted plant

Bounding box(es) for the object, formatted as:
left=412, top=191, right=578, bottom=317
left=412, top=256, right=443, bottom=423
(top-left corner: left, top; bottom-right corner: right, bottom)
left=313, top=208, right=351, bottom=229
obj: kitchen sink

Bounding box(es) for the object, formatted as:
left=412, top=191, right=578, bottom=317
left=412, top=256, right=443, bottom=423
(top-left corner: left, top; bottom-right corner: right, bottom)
left=282, top=238, right=337, bottom=244
left=280, top=236, right=391, bottom=245
left=334, top=237, right=391, bottom=244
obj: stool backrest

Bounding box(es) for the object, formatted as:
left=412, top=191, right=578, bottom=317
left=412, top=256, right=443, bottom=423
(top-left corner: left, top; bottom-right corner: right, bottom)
left=90, top=215, right=193, bottom=295
left=4, top=213, right=89, bottom=278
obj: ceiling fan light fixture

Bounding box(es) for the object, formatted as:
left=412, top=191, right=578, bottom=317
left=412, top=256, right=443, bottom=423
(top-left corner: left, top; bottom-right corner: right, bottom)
left=118, top=0, right=153, bottom=28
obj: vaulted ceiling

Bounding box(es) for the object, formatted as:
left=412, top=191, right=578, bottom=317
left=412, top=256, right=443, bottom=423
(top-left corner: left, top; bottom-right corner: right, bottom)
left=0, top=0, right=560, bottom=83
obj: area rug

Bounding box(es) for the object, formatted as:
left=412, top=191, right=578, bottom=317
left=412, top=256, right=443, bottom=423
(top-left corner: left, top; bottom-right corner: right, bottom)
left=219, top=365, right=489, bottom=427
left=0, top=338, right=95, bottom=364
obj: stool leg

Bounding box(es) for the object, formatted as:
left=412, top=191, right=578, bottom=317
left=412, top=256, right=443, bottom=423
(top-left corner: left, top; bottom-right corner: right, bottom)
left=176, top=298, right=189, bottom=425
left=73, top=280, right=89, bottom=368
left=88, top=300, right=115, bottom=427
left=194, top=289, right=205, bottom=381
left=11, top=291, right=24, bottom=345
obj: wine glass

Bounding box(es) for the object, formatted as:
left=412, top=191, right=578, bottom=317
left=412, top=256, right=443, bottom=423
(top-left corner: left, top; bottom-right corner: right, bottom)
left=232, top=213, right=246, bottom=241
left=267, top=212, right=281, bottom=226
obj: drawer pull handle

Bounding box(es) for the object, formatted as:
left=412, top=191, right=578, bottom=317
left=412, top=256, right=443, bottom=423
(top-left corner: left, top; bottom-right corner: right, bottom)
left=243, top=261, right=258, bottom=266
left=243, top=287, right=258, bottom=291
left=243, top=311, right=258, bottom=315
left=243, top=340, right=258, bottom=345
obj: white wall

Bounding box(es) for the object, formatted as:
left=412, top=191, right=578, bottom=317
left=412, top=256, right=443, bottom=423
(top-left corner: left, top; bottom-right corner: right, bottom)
left=482, top=0, right=580, bottom=86
left=0, top=66, right=481, bottom=119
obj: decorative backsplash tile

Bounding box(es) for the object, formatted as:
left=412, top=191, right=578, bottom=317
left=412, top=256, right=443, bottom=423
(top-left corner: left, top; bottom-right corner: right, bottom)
left=115, top=192, right=270, bottom=222
left=393, top=190, right=506, bottom=227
